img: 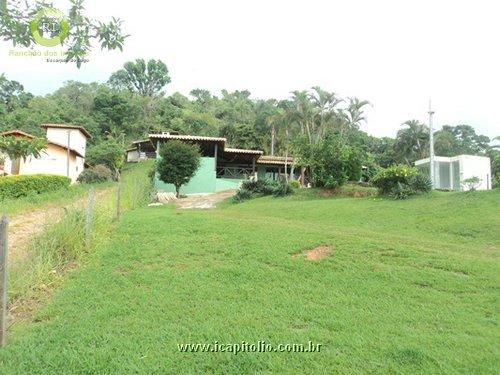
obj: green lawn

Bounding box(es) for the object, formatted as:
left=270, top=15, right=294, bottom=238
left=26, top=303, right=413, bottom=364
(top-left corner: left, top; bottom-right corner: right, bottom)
left=0, top=181, right=113, bottom=217
left=0, top=189, right=499, bottom=374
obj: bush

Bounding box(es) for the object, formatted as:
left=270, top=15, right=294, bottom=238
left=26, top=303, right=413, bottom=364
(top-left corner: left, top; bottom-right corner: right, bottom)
left=462, top=176, right=481, bottom=191
left=273, top=182, right=294, bottom=197
left=389, top=182, right=415, bottom=200
left=233, top=179, right=294, bottom=202
left=77, top=164, right=115, bottom=184
left=408, top=173, right=432, bottom=193
left=493, top=175, right=500, bottom=189
left=289, top=180, right=300, bottom=189
left=86, top=140, right=125, bottom=171
left=293, top=133, right=363, bottom=189
left=0, top=174, right=71, bottom=200
left=372, top=165, right=418, bottom=194
left=241, top=179, right=279, bottom=195
left=372, top=165, right=430, bottom=199
left=233, top=188, right=252, bottom=203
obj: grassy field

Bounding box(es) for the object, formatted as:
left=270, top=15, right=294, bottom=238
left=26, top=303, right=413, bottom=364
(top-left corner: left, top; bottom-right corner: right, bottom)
left=0, top=180, right=113, bottom=217
left=0, top=187, right=498, bottom=373
left=5, top=162, right=154, bottom=323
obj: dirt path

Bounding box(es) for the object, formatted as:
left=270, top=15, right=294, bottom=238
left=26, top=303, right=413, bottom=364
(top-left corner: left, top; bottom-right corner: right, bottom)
left=8, top=187, right=114, bottom=262
left=176, top=190, right=236, bottom=209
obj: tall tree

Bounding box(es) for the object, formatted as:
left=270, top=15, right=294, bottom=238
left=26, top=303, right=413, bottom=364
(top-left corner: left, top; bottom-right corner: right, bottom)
left=340, top=97, right=370, bottom=137
left=109, top=59, right=171, bottom=97
left=156, top=140, right=201, bottom=198
left=310, top=86, right=342, bottom=141
left=395, top=120, right=429, bottom=164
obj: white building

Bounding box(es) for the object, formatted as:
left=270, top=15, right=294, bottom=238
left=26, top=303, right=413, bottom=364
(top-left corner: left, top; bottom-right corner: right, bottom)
left=1, top=124, right=91, bottom=183
left=415, top=155, right=492, bottom=191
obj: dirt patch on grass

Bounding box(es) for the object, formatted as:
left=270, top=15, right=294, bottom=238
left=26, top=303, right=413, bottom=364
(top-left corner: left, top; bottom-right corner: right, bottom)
left=317, top=185, right=377, bottom=198
left=294, top=245, right=331, bottom=261
left=8, top=187, right=114, bottom=262
left=318, top=189, right=337, bottom=198
left=176, top=190, right=236, bottom=209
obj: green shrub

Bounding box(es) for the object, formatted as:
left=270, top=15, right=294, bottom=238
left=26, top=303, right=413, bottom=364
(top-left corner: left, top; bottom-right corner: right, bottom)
left=389, top=182, right=415, bottom=200
left=293, top=133, right=363, bottom=188
left=241, top=179, right=279, bottom=195
left=372, top=165, right=430, bottom=199
left=86, top=140, right=125, bottom=172
left=289, top=180, right=300, bottom=189
left=0, top=174, right=71, bottom=200
left=77, top=164, right=115, bottom=184
left=493, top=175, right=500, bottom=189
left=233, top=188, right=252, bottom=203
left=462, top=176, right=481, bottom=191
left=372, top=165, right=418, bottom=195
left=273, top=182, right=294, bottom=197
left=234, top=179, right=294, bottom=202
left=408, top=173, right=432, bottom=193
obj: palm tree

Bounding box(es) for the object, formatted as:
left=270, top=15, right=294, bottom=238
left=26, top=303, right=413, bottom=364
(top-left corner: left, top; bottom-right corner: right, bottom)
left=339, top=97, right=370, bottom=139
left=266, top=109, right=285, bottom=156
left=290, top=90, right=315, bottom=142
left=395, top=120, right=429, bottom=164
left=310, top=86, right=342, bottom=141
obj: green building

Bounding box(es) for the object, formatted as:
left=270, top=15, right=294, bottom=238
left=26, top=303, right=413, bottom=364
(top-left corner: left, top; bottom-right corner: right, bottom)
left=130, top=133, right=300, bottom=195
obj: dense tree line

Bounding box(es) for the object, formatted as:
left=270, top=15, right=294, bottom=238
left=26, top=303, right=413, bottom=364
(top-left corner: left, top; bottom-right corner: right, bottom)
left=0, top=59, right=498, bottom=185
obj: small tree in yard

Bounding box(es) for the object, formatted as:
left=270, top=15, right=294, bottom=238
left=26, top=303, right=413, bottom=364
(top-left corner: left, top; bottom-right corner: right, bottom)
left=156, top=140, right=201, bottom=198
left=462, top=176, right=481, bottom=191
left=86, top=140, right=125, bottom=174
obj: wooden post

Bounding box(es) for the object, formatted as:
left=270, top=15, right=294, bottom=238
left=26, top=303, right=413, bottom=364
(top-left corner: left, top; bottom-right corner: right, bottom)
left=300, top=166, right=305, bottom=187
left=214, top=143, right=218, bottom=172
left=116, top=174, right=122, bottom=221
left=0, top=216, right=9, bottom=347
left=85, top=188, right=95, bottom=249
left=66, top=130, right=71, bottom=178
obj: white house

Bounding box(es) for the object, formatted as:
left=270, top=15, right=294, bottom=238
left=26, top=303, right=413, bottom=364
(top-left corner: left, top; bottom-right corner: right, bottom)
left=415, top=155, right=492, bottom=191
left=0, top=124, right=91, bottom=183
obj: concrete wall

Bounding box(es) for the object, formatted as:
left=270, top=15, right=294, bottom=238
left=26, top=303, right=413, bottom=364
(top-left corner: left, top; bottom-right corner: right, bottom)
left=415, top=155, right=492, bottom=191
left=155, top=156, right=217, bottom=195
left=215, top=178, right=243, bottom=191
left=46, top=128, right=87, bottom=157
left=155, top=156, right=246, bottom=194
left=13, top=144, right=80, bottom=182
left=459, top=155, right=491, bottom=190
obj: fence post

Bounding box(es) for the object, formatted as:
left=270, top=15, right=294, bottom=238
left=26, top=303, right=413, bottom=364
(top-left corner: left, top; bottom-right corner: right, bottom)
left=0, top=216, right=9, bottom=347
left=85, top=188, right=95, bottom=249
left=116, top=173, right=122, bottom=221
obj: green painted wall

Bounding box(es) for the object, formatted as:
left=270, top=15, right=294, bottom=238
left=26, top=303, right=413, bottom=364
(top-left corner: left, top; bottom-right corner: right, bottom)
left=215, top=178, right=243, bottom=191
left=155, top=157, right=217, bottom=194
left=155, top=156, right=244, bottom=194
left=257, top=165, right=267, bottom=180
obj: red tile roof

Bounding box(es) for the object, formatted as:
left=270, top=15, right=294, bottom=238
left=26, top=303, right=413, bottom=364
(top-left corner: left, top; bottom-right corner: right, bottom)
left=0, top=130, right=36, bottom=139
left=257, top=155, right=295, bottom=165
left=149, top=133, right=226, bottom=142
left=224, top=147, right=263, bottom=155
left=148, top=133, right=265, bottom=157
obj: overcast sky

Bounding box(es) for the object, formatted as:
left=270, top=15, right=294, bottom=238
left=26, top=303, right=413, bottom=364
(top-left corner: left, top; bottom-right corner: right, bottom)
left=1, top=0, right=499, bottom=139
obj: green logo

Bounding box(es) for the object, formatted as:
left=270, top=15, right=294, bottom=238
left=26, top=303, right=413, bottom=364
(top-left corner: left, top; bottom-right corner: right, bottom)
left=29, top=7, right=69, bottom=47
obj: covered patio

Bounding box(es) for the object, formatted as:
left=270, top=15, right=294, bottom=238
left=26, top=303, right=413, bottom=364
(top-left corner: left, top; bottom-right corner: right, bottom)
left=149, top=133, right=264, bottom=194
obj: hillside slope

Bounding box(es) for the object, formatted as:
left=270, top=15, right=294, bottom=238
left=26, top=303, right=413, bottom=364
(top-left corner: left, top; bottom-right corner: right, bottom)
left=0, top=189, right=498, bottom=373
